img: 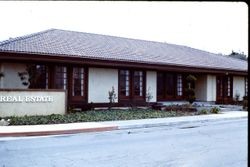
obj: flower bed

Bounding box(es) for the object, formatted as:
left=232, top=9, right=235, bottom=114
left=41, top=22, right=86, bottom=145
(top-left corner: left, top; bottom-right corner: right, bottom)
left=1, top=108, right=201, bottom=126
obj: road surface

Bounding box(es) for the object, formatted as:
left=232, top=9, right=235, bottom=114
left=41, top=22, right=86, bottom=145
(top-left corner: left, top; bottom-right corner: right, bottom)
left=0, top=118, right=247, bottom=167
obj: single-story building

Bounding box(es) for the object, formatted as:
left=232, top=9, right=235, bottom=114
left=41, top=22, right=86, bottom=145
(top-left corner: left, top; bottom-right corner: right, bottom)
left=0, top=29, right=248, bottom=110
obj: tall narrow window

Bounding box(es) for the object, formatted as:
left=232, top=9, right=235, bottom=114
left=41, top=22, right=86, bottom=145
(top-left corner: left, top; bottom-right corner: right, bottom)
left=219, top=79, right=223, bottom=97
left=134, top=71, right=144, bottom=96
left=55, top=66, right=67, bottom=90
left=227, top=76, right=231, bottom=97
left=177, top=74, right=183, bottom=96
left=119, top=70, right=130, bottom=96
left=72, top=67, right=84, bottom=96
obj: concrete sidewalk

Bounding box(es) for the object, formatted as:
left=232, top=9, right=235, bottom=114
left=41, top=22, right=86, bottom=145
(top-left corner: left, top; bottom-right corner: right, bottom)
left=0, top=111, right=247, bottom=137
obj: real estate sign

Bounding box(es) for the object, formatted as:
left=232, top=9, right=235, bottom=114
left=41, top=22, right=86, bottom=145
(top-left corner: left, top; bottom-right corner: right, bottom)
left=0, top=90, right=66, bottom=117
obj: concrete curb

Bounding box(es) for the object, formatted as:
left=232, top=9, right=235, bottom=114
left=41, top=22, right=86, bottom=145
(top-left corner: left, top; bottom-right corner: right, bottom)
left=116, top=116, right=248, bottom=130
left=0, top=126, right=118, bottom=137
left=101, top=111, right=248, bottom=130
left=0, top=111, right=247, bottom=137
left=0, top=122, right=118, bottom=137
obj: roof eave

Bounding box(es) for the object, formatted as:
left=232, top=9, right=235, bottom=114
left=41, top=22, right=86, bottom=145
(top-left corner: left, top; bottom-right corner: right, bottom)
left=0, top=50, right=248, bottom=75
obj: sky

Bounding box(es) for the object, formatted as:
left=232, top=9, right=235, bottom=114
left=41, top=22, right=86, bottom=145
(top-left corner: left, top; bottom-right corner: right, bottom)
left=0, top=1, right=248, bottom=56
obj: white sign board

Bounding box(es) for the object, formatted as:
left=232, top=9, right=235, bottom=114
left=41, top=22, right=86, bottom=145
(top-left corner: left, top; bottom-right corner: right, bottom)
left=0, top=90, right=66, bottom=117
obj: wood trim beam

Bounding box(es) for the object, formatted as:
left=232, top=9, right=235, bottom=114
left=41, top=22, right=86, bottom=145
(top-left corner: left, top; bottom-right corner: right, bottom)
left=0, top=51, right=247, bottom=75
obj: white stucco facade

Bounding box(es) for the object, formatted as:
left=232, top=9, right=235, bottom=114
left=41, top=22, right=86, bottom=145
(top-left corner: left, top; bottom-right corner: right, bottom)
left=0, top=62, right=246, bottom=106
left=233, top=76, right=245, bottom=101
left=207, top=75, right=216, bottom=102
left=88, top=67, right=118, bottom=103
left=0, top=63, right=28, bottom=89
left=195, top=75, right=207, bottom=101
left=195, top=74, right=216, bottom=102
left=146, top=71, right=157, bottom=102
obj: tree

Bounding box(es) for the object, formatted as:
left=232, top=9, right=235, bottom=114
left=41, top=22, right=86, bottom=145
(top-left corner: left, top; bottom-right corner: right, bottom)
left=228, top=51, right=247, bottom=61
left=185, top=74, right=197, bottom=104
left=108, top=86, right=117, bottom=110
left=145, top=87, right=153, bottom=107
left=18, top=64, right=43, bottom=88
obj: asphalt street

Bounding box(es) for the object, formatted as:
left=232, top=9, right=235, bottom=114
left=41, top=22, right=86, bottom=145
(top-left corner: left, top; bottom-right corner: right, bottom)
left=0, top=118, right=247, bottom=167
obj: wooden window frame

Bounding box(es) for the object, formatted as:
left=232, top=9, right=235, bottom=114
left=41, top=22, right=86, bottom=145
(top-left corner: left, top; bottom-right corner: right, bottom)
left=133, top=70, right=145, bottom=99
left=177, top=74, right=183, bottom=96
left=54, top=65, right=68, bottom=90
left=119, top=70, right=130, bottom=100
left=68, top=66, right=88, bottom=102
left=70, top=67, right=86, bottom=100
left=118, top=69, right=146, bottom=101
left=216, top=75, right=233, bottom=104
left=28, top=64, right=49, bottom=89
left=157, top=72, right=184, bottom=101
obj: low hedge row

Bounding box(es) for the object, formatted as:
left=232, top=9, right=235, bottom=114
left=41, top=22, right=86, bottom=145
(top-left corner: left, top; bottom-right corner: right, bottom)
left=2, top=109, right=198, bottom=126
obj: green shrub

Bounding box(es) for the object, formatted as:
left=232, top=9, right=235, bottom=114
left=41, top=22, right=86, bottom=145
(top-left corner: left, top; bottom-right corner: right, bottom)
left=108, top=86, right=117, bottom=110
left=3, top=109, right=199, bottom=126
left=185, top=74, right=197, bottom=104
left=210, top=107, right=220, bottom=114
left=197, top=109, right=208, bottom=115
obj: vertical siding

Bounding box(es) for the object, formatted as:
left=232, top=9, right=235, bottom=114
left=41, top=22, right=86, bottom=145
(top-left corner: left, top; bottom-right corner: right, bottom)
left=88, top=67, right=118, bottom=103
left=233, top=76, right=245, bottom=101
left=146, top=71, right=157, bottom=102
left=1, top=63, right=28, bottom=89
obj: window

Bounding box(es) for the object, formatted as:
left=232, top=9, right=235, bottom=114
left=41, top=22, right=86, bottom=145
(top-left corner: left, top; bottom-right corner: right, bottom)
left=55, top=66, right=67, bottom=90
left=134, top=71, right=144, bottom=96
left=177, top=74, right=183, bottom=96
left=119, top=70, right=145, bottom=99
left=227, top=76, right=231, bottom=96
left=119, top=70, right=130, bottom=96
left=157, top=73, right=183, bottom=100
left=29, top=64, right=48, bottom=89
left=218, top=78, right=223, bottom=97
left=72, top=67, right=84, bottom=96
left=217, top=76, right=232, bottom=98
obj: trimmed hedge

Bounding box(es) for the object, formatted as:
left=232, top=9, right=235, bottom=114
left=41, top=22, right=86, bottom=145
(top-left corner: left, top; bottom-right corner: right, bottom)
left=1, top=109, right=198, bottom=126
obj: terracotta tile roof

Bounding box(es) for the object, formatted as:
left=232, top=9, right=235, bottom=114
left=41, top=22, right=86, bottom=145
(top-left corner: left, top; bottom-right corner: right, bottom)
left=0, top=29, right=247, bottom=72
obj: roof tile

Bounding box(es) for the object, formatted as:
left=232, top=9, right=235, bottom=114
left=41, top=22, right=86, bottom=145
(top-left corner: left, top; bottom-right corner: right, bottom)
left=0, top=29, right=247, bottom=72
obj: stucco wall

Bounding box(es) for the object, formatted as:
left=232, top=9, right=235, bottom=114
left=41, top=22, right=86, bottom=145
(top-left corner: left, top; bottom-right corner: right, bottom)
left=146, top=71, right=157, bottom=102
left=195, top=75, right=207, bottom=101
left=0, top=90, right=66, bottom=117
left=233, top=76, right=245, bottom=101
left=1, top=63, right=28, bottom=89
left=194, top=74, right=216, bottom=102
left=207, top=75, right=216, bottom=101
left=88, top=67, right=118, bottom=103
